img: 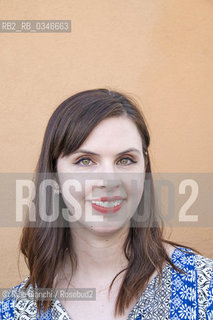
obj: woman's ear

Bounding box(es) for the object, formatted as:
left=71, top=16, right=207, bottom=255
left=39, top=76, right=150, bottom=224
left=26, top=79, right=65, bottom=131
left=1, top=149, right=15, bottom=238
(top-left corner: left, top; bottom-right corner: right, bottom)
left=144, top=150, right=148, bottom=170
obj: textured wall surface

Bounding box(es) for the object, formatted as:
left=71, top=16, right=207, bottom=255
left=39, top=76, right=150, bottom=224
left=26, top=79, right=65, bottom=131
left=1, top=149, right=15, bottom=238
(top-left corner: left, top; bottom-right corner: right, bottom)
left=0, top=0, right=212, bottom=288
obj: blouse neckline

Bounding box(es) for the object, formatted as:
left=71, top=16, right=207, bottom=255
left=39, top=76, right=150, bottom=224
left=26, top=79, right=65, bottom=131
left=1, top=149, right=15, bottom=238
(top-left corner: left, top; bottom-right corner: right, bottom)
left=50, top=246, right=184, bottom=320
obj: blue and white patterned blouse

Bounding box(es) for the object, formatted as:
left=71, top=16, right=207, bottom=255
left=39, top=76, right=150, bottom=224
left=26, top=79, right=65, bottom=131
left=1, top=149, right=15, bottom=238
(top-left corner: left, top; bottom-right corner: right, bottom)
left=0, top=246, right=213, bottom=319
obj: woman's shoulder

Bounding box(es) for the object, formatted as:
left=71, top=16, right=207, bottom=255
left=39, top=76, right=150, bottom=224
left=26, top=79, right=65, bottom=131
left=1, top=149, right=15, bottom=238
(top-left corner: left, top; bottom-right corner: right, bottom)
left=170, top=245, right=213, bottom=318
left=171, top=245, right=213, bottom=287
left=0, top=276, right=29, bottom=303
left=172, top=245, right=213, bottom=272
left=0, top=276, right=30, bottom=318
left=0, top=276, right=52, bottom=319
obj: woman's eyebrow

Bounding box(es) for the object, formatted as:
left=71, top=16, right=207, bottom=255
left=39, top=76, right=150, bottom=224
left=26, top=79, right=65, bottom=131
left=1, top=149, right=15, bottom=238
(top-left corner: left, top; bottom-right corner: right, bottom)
left=72, top=148, right=141, bottom=156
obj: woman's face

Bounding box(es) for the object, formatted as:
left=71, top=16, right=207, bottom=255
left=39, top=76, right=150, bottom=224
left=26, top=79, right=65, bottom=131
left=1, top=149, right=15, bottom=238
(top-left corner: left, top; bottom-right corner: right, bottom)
left=56, top=116, right=146, bottom=234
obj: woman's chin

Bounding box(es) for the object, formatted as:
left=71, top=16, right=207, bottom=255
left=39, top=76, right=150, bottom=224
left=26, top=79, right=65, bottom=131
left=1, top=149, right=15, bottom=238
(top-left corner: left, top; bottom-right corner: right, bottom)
left=85, top=223, right=127, bottom=235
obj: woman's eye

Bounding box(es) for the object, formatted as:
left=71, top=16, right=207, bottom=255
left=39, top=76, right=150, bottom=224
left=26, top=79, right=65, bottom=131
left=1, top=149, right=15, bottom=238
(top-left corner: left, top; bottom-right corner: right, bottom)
left=118, top=157, right=136, bottom=165
left=74, top=157, right=93, bottom=166
left=74, top=157, right=136, bottom=167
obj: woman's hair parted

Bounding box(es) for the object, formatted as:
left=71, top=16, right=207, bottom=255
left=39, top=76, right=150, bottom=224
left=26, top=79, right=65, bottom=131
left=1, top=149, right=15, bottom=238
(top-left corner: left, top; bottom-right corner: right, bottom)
left=19, top=88, right=200, bottom=317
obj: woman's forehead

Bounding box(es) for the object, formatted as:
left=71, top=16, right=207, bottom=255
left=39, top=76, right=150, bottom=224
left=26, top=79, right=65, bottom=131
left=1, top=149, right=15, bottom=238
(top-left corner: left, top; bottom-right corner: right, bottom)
left=79, top=117, right=142, bottom=147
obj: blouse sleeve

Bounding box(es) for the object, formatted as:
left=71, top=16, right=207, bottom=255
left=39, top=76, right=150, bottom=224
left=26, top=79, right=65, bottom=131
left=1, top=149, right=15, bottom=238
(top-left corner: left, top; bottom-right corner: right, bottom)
left=206, top=266, right=213, bottom=319
left=0, top=288, right=16, bottom=319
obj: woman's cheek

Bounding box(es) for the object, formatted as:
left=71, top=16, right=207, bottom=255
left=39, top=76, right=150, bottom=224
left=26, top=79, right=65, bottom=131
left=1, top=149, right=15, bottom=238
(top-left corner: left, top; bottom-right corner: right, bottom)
left=127, top=175, right=145, bottom=216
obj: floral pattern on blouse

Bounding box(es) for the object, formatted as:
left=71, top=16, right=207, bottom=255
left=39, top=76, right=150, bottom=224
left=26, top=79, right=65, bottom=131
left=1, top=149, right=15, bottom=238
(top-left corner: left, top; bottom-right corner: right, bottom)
left=0, top=246, right=212, bottom=319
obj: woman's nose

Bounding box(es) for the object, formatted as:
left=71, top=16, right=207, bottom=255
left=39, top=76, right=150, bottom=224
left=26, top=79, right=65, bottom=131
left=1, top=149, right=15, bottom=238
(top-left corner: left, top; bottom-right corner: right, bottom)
left=95, top=171, right=122, bottom=190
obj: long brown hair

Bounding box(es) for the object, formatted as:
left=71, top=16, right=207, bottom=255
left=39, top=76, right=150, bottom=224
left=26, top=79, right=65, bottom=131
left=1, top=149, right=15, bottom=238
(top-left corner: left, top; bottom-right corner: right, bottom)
left=19, top=88, right=200, bottom=317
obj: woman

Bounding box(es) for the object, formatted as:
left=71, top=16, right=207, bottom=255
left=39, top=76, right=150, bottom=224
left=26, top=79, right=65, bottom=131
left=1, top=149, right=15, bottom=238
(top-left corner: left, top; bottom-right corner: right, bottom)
left=1, top=88, right=212, bottom=319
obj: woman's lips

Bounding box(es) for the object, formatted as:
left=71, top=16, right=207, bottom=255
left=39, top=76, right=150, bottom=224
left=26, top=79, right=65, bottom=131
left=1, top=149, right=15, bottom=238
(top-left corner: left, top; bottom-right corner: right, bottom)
left=90, top=200, right=124, bottom=214
left=91, top=196, right=125, bottom=201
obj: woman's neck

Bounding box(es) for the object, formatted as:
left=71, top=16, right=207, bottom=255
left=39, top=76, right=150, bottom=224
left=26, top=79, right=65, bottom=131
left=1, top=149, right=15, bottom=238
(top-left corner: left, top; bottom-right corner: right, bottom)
left=58, top=225, right=130, bottom=288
